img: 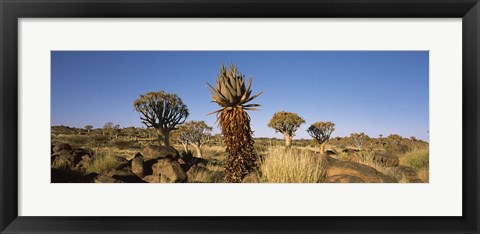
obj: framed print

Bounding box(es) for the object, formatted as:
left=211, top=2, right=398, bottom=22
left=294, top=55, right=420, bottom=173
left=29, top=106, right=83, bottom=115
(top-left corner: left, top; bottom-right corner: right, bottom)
left=1, top=0, right=479, bottom=233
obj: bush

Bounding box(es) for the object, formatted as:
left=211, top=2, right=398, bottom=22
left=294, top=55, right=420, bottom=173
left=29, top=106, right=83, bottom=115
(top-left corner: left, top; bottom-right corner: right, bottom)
left=85, top=151, right=121, bottom=174
left=400, top=147, right=429, bottom=170
left=259, top=147, right=328, bottom=183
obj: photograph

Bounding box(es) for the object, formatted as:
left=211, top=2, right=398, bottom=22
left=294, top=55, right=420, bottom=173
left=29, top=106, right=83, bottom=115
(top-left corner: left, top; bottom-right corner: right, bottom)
left=50, top=51, right=429, bottom=183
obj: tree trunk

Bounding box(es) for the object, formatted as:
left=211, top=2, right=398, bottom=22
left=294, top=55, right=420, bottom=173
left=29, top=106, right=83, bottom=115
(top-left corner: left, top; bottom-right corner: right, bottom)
left=163, top=131, right=170, bottom=146
left=284, top=133, right=292, bottom=148
left=192, top=144, right=202, bottom=158
left=319, top=142, right=326, bottom=155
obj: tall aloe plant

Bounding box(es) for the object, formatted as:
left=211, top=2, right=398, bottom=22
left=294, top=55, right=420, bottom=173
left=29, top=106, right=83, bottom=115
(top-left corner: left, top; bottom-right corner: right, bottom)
left=207, top=64, right=263, bottom=182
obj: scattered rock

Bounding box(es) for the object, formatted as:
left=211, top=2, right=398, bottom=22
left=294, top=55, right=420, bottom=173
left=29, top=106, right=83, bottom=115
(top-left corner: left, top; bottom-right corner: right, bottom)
left=94, top=174, right=123, bottom=183
left=52, top=143, right=72, bottom=153
left=152, top=159, right=187, bottom=183
left=142, top=145, right=180, bottom=160
left=372, top=153, right=399, bottom=167
left=75, top=155, right=92, bottom=171
left=324, top=174, right=365, bottom=183
left=386, top=165, right=423, bottom=183
left=327, top=157, right=397, bottom=183
left=131, top=154, right=144, bottom=177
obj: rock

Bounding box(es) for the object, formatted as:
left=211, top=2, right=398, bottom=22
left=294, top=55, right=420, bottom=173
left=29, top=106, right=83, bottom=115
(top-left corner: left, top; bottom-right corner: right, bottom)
left=152, top=159, right=187, bottom=183
left=51, top=154, right=75, bottom=169
left=372, top=153, right=399, bottom=167
left=142, top=145, right=180, bottom=160
left=72, top=148, right=92, bottom=157
left=386, top=165, right=422, bottom=183
left=74, top=155, right=92, bottom=171
left=324, top=174, right=365, bottom=183
left=52, top=149, right=74, bottom=157
left=102, top=168, right=145, bottom=183
left=186, top=165, right=210, bottom=181
left=131, top=154, right=144, bottom=177
left=143, top=175, right=162, bottom=183
left=327, top=157, right=397, bottom=183
left=52, top=143, right=72, bottom=153
left=94, top=174, right=123, bottom=183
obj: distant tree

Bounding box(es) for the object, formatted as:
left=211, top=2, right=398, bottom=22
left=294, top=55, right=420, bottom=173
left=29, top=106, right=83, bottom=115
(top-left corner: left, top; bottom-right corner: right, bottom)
left=112, top=124, right=121, bottom=139
left=176, top=121, right=212, bottom=157
left=379, top=134, right=383, bottom=138
left=133, top=91, right=189, bottom=146
left=349, top=132, right=367, bottom=149
left=171, top=125, right=190, bottom=153
left=307, top=121, right=335, bottom=154
left=267, top=111, right=305, bottom=148
left=410, top=136, right=417, bottom=142
left=103, top=122, right=114, bottom=137
left=84, top=125, right=93, bottom=134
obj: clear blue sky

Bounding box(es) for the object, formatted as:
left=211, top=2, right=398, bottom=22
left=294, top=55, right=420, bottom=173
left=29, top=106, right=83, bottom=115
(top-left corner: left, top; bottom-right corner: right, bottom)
left=51, top=51, right=429, bottom=141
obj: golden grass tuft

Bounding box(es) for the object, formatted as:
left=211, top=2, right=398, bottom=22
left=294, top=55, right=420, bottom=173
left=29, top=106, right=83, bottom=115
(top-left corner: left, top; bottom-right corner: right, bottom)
left=85, top=151, right=121, bottom=174
left=259, top=147, right=328, bottom=183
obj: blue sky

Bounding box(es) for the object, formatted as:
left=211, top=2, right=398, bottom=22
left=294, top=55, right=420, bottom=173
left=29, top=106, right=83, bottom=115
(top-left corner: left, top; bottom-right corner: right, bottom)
left=51, top=51, right=429, bottom=141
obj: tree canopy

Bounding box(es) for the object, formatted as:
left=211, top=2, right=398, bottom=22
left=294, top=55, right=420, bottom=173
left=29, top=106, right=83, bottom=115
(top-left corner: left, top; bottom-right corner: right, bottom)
left=267, top=111, right=305, bottom=137
left=133, top=91, right=189, bottom=146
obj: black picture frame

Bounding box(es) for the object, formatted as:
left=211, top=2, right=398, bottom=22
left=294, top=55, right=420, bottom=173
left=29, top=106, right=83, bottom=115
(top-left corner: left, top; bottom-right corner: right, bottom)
left=1, top=0, right=479, bottom=233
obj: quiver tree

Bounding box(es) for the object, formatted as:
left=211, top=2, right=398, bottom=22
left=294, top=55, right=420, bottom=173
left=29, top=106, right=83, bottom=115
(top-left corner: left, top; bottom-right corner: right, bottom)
left=207, top=64, right=263, bottom=183
left=103, top=122, right=114, bottom=137
left=175, top=121, right=212, bottom=157
left=133, top=91, right=189, bottom=146
left=349, top=132, right=367, bottom=149
left=267, top=111, right=305, bottom=148
left=172, top=126, right=190, bottom=153
left=307, top=121, right=335, bottom=154
left=84, top=125, right=93, bottom=134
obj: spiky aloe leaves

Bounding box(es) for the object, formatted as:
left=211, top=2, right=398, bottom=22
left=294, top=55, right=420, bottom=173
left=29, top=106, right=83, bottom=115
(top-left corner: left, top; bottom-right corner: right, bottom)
left=207, top=64, right=263, bottom=183
left=207, top=64, right=263, bottom=115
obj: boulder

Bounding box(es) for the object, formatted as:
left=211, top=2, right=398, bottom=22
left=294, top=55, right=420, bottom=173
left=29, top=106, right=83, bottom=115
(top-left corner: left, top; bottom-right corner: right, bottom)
left=72, top=148, right=93, bottom=157
left=102, top=168, right=145, bottom=183
left=152, top=159, right=187, bottom=183
left=142, top=145, right=180, bottom=160
left=131, top=154, right=145, bottom=177
left=52, top=143, right=72, bottom=153
left=51, top=154, right=75, bottom=169
left=372, top=153, right=399, bottom=167
left=143, top=175, right=162, bottom=183
left=94, top=174, right=123, bottom=183
left=327, top=157, right=397, bottom=183
left=324, top=174, right=365, bottom=183
left=74, top=155, right=92, bottom=171
left=386, top=165, right=423, bottom=183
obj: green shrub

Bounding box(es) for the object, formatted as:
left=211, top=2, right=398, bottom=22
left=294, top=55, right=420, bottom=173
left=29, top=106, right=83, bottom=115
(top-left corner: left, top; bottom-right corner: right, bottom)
left=400, top=147, right=429, bottom=169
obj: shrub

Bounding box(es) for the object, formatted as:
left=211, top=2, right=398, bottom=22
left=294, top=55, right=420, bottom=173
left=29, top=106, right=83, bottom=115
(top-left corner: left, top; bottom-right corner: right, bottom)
left=259, top=147, right=328, bottom=183
left=400, top=147, right=429, bottom=170
left=85, top=151, right=121, bottom=174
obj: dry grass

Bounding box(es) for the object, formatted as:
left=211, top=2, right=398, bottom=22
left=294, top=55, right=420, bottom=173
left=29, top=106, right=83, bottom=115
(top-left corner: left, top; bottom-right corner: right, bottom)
left=85, top=151, right=121, bottom=174
left=259, top=147, right=328, bottom=183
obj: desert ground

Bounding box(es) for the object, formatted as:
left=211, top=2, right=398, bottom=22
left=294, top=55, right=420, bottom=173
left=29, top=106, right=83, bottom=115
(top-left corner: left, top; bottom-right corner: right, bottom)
left=51, top=125, right=429, bottom=183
